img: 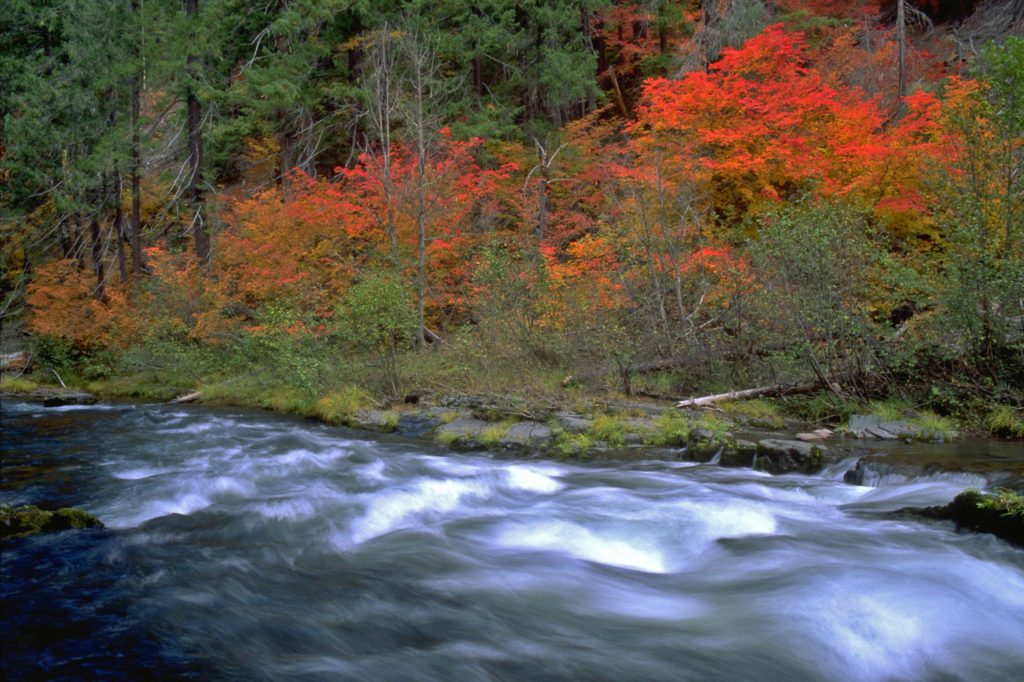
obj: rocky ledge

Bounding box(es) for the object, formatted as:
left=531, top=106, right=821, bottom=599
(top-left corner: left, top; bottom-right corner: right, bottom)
left=0, top=387, right=97, bottom=406
left=342, top=396, right=840, bottom=476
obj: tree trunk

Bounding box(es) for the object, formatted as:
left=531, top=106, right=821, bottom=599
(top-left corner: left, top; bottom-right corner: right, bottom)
left=186, top=0, right=209, bottom=264
left=677, top=379, right=826, bottom=408
left=130, top=0, right=146, bottom=275
left=702, top=0, right=721, bottom=72
left=90, top=217, right=105, bottom=302
left=897, top=0, right=906, bottom=116
left=115, top=171, right=128, bottom=283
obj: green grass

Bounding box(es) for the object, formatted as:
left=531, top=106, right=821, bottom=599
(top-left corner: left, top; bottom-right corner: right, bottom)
left=314, top=385, right=374, bottom=425
left=85, top=375, right=183, bottom=401
left=694, top=412, right=732, bottom=439
left=719, top=398, right=785, bottom=428
left=911, top=410, right=958, bottom=442
left=868, top=398, right=911, bottom=422
left=0, top=376, right=40, bottom=392
left=437, top=430, right=461, bottom=448
left=380, top=411, right=400, bottom=431
left=985, top=405, right=1024, bottom=439
left=552, top=431, right=595, bottom=458
left=479, top=422, right=511, bottom=448
left=587, top=414, right=626, bottom=447
left=645, top=411, right=691, bottom=446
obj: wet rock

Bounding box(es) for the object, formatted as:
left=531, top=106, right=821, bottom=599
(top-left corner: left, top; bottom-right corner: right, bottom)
left=846, top=414, right=919, bottom=440
left=555, top=414, right=592, bottom=434
left=434, top=417, right=491, bottom=449
left=843, top=454, right=1017, bottom=489
left=718, top=440, right=759, bottom=468
left=796, top=429, right=832, bottom=442
left=1, top=504, right=104, bottom=541
left=500, top=422, right=552, bottom=448
left=350, top=409, right=400, bottom=432
left=755, top=439, right=827, bottom=474
left=899, top=491, right=1024, bottom=548
left=3, top=388, right=97, bottom=406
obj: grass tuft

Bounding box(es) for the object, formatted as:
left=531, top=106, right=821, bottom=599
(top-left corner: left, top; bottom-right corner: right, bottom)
left=985, top=405, right=1024, bottom=439
left=479, top=422, right=511, bottom=448
left=645, top=411, right=691, bottom=446
left=911, top=410, right=958, bottom=442
left=315, top=385, right=374, bottom=426
left=719, top=398, right=785, bottom=428
left=587, top=414, right=626, bottom=447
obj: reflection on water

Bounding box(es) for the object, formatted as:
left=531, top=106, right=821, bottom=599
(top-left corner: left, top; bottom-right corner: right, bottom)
left=2, top=400, right=1023, bottom=680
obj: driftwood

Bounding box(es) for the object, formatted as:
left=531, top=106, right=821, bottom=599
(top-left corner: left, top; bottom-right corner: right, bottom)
left=676, top=380, right=825, bottom=408
left=169, top=391, right=202, bottom=404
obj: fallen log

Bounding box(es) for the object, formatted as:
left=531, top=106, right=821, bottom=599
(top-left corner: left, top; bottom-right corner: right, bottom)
left=676, top=380, right=824, bottom=408
left=169, top=391, right=202, bottom=404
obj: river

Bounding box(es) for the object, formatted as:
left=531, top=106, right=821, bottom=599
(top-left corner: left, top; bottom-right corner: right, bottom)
left=2, top=400, right=1023, bottom=681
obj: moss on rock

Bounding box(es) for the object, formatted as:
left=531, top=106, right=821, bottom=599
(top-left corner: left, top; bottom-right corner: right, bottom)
left=1, top=504, right=104, bottom=540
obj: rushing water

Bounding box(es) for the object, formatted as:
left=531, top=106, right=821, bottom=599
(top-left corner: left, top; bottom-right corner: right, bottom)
left=2, top=401, right=1023, bottom=681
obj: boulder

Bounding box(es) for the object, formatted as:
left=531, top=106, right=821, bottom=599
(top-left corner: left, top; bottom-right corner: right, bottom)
left=1, top=504, right=104, bottom=541
left=899, top=491, right=1023, bottom=548
left=754, top=439, right=827, bottom=474
left=434, top=417, right=492, bottom=449
left=846, top=414, right=919, bottom=440
left=350, top=409, right=400, bottom=432
left=499, top=421, right=552, bottom=448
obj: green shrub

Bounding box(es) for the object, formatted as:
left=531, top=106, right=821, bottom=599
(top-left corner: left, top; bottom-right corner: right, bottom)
left=332, top=270, right=416, bottom=397
left=974, top=488, right=1024, bottom=518
left=31, top=334, right=82, bottom=374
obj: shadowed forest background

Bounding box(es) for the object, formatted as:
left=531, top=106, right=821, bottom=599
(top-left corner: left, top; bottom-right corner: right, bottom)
left=1, top=0, right=1022, bottom=433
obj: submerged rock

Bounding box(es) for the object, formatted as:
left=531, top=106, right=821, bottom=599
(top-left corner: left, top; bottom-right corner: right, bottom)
left=0, top=504, right=104, bottom=541
left=844, top=453, right=1022, bottom=489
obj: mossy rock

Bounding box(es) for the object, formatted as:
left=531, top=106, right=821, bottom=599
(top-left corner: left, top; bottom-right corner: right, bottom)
left=901, top=491, right=1024, bottom=548
left=754, top=439, right=827, bottom=474
left=1, top=504, right=104, bottom=540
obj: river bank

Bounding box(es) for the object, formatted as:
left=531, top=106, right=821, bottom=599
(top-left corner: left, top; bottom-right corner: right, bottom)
left=5, top=380, right=1023, bottom=489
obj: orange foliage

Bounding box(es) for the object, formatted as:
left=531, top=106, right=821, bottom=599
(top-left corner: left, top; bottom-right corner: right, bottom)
left=632, top=24, right=942, bottom=231
left=26, top=260, right=130, bottom=348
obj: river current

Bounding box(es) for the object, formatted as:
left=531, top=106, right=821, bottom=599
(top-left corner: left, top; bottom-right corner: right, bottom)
left=2, top=400, right=1023, bottom=681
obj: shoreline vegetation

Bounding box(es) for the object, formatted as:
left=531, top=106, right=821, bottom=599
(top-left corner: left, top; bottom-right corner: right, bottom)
left=3, top=372, right=1022, bottom=548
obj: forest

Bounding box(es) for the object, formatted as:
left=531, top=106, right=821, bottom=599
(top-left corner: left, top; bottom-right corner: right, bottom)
left=1, top=0, right=1023, bottom=435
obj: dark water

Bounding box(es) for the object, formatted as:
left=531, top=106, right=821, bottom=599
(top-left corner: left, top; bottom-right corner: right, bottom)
left=2, top=401, right=1023, bottom=681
